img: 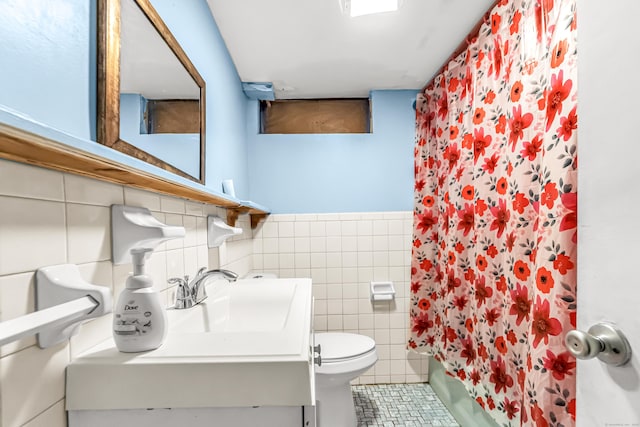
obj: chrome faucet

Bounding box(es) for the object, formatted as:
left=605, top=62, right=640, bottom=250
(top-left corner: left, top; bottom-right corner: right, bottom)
left=169, top=268, right=238, bottom=309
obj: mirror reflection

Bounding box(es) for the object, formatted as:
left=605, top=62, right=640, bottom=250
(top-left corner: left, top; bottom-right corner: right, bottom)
left=98, top=0, right=206, bottom=183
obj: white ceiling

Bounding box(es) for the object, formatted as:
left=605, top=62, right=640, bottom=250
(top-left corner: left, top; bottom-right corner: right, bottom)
left=206, top=0, right=495, bottom=99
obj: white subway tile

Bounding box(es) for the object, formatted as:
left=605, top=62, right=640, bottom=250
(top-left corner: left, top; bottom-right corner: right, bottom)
left=342, top=252, right=358, bottom=267
left=357, top=220, right=373, bottom=236
left=314, top=299, right=327, bottom=315
left=374, top=329, right=391, bottom=345
left=342, top=267, right=358, bottom=283
left=272, top=214, right=296, bottom=222
left=339, top=213, right=361, bottom=221
left=342, top=284, right=358, bottom=299
left=294, top=221, right=310, bottom=237
left=326, top=253, right=342, bottom=268
left=22, top=399, right=66, bottom=427
left=185, top=202, right=204, bottom=217
left=310, top=253, right=327, bottom=268
left=0, top=343, right=69, bottom=427
left=262, top=238, right=280, bottom=254
left=372, top=220, right=389, bottom=236
left=310, top=268, right=327, bottom=285
left=357, top=251, right=373, bottom=267
left=343, top=314, right=359, bottom=330
left=0, top=197, right=66, bottom=275
left=294, top=237, right=310, bottom=253
left=374, top=360, right=390, bottom=376
left=373, top=252, right=389, bottom=268
left=314, top=315, right=327, bottom=332
left=327, top=299, right=342, bottom=315
left=278, top=237, right=296, bottom=253
left=279, top=269, right=296, bottom=278
left=69, top=314, right=112, bottom=358
left=372, top=235, right=389, bottom=252
left=325, top=221, right=341, bottom=236
left=196, top=217, right=207, bottom=246
left=66, top=204, right=111, bottom=264
left=341, top=221, right=358, bottom=236
left=261, top=222, right=279, bottom=238
left=326, top=268, right=342, bottom=285
left=342, top=236, right=357, bottom=252
left=64, top=174, right=123, bottom=206
left=0, top=160, right=64, bottom=201
left=0, top=272, right=35, bottom=355
left=309, top=237, right=326, bottom=253
left=278, top=222, right=295, bottom=237
left=160, top=196, right=186, bottom=214
left=358, top=314, right=374, bottom=329
left=372, top=266, right=390, bottom=281
left=163, top=214, right=184, bottom=250
left=294, top=253, right=310, bottom=269
left=263, top=254, right=279, bottom=269
left=183, top=216, right=198, bottom=248
left=327, top=315, right=343, bottom=330
left=123, top=188, right=161, bottom=210
left=183, top=247, right=199, bottom=279
left=279, top=253, right=295, bottom=269
left=252, top=254, right=264, bottom=271
left=309, top=222, right=326, bottom=237
left=325, top=236, right=341, bottom=253
left=295, top=214, right=317, bottom=222
left=343, top=298, right=358, bottom=314
left=165, top=249, right=185, bottom=281
left=357, top=235, right=373, bottom=251
left=388, top=220, right=403, bottom=235
left=327, top=283, right=342, bottom=299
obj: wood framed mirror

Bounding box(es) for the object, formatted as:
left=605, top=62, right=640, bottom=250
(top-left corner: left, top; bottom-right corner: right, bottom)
left=98, top=0, right=206, bottom=184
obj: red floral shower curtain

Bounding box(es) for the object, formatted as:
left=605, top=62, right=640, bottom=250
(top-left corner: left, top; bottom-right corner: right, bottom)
left=409, top=0, right=577, bottom=426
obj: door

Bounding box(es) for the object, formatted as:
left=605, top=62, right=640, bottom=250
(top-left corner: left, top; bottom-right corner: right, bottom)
left=577, top=1, right=640, bottom=425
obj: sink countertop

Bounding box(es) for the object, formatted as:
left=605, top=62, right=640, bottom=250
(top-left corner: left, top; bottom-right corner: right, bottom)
left=66, top=278, right=314, bottom=410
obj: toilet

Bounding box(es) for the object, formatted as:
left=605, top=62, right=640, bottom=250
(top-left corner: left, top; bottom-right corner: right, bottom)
left=314, top=332, right=378, bottom=427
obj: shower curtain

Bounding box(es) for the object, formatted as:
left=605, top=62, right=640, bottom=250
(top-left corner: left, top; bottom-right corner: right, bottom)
left=409, top=0, right=577, bottom=426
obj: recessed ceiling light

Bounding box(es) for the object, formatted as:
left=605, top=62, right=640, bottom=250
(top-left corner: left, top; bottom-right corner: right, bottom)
left=342, top=0, right=403, bottom=17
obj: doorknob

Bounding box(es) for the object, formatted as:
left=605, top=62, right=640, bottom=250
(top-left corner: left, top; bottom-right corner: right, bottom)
left=565, top=322, right=632, bottom=366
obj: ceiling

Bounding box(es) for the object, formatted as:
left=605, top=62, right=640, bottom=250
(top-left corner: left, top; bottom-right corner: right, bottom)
left=206, top=0, right=495, bottom=99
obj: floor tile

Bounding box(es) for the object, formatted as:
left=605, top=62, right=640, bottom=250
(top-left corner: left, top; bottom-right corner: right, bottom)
left=352, top=383, right=458, bottom=427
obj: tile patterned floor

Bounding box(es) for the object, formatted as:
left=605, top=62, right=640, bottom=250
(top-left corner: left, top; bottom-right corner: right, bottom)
left=352, top=383, right=459, bottom=427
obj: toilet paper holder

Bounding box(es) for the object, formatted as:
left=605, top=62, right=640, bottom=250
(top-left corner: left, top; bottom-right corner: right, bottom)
left=370, top=281, right=395, bottom=302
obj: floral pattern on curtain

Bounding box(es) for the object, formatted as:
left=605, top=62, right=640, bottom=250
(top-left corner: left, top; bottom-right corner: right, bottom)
left=409, top=0, right=577, bottom=426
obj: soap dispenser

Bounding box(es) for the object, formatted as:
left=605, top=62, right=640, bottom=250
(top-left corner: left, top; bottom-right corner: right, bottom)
left=113, top=248, right=167, bottom=352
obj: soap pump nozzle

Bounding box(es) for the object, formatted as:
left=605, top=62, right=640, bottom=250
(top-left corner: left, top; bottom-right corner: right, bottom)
left=127, top=248, right=154, bottom=289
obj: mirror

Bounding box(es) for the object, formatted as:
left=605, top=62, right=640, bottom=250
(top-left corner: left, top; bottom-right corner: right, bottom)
left=98, top=0, right=206, bottom=184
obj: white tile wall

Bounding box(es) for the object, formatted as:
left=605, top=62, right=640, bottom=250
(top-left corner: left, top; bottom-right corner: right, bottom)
left=252, top=212, right=429, bottom=385
left=0, top=159, right=254, bottom=427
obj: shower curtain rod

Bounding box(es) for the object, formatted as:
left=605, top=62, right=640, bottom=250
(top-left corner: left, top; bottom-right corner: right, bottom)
left=422, top=0, right=500, bottom=91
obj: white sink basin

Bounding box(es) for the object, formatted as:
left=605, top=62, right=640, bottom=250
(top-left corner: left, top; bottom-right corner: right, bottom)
left=66, top=278, right=314, bottom=411
left=168, top=281, right=297, bottom=333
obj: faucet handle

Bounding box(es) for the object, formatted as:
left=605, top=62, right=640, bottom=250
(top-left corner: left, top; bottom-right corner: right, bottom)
left=169, top=277, right=193, bottom=309
left=168, top=277, right=186, bottom=286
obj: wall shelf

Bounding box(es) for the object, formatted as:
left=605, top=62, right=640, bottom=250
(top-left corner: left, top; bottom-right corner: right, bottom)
left=0, top=110, right=269, bottom=228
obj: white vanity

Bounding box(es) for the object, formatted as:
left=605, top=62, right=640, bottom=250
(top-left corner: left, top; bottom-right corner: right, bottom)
left=66, top=278, right=315, bottom=427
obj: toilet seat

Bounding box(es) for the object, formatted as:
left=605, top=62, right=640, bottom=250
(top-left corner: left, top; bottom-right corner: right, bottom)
left=315, top=332, right=376, bottom=362
left=314, top=333, right=377, bottom=376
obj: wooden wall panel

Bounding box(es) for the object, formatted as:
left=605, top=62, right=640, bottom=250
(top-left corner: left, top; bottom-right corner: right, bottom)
left=148, top=100, right=200, bottom=134
left=261, top=99, right=370, bottom=134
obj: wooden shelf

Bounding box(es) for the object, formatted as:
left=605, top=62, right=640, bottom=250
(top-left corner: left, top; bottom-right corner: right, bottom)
left=0, top=120, right=269, bottom=228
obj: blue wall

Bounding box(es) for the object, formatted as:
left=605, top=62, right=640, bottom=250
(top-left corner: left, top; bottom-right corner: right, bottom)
left=247, top=90, right=418, bottom=214
left=0, top=0, right=250, bottom=198
left=0, top=0, right=97, bottom=141
left=150, top=0, right=250, bottom=197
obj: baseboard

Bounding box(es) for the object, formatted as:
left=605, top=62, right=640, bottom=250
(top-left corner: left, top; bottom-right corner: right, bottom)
left=428, top=357, right=499, bottom=427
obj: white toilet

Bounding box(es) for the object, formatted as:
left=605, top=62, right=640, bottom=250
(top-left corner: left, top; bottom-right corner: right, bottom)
left=314, top=332, right=378, bottom=427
